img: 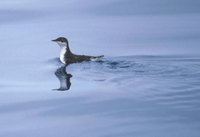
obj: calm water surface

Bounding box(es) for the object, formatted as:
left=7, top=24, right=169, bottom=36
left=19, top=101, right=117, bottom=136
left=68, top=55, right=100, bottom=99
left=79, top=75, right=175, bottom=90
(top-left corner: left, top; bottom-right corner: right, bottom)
left=0, top=56, right=200, bottom=137
left=0, top=0, right=200, bottom=136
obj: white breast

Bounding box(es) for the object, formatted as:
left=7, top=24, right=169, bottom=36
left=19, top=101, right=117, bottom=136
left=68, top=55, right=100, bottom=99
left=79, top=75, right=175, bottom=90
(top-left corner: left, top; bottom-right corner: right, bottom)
left=60, top=46, right=66, bottom=64
left=57, top=42, right=67, bottom=64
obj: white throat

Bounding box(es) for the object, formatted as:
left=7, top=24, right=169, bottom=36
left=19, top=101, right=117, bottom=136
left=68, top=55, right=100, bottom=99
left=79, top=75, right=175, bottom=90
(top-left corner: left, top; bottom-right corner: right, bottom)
left=57, top=41, right=67, bottom=48
left=57, top=42, right=67, bottom=64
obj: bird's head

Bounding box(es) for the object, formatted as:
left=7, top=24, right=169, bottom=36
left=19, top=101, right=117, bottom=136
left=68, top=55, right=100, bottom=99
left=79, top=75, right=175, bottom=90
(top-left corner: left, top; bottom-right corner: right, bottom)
left=52, top=37, right=68, bottom=47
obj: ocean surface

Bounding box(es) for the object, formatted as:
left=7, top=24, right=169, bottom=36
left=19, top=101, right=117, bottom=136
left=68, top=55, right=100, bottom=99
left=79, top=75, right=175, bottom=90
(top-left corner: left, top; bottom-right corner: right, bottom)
left=0, top=0, right=200, bottom=137
left=0, top=55, right=200, bottom=137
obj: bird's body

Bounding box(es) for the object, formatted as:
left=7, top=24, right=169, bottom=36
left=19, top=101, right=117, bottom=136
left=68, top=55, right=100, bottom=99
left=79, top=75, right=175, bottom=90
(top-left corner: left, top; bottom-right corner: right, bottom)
left=52, top=37, right=104, bottom=64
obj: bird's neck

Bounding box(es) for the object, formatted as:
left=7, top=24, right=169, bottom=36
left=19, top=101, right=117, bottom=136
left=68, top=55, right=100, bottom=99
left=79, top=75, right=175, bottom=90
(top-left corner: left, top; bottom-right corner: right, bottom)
left=59, top=44, right=72, bottom=64
left=58, top=41, right=71, bottom=53
left=57, top=41, right=72, bottom=63
left=60, top=46, right=66, bottom=64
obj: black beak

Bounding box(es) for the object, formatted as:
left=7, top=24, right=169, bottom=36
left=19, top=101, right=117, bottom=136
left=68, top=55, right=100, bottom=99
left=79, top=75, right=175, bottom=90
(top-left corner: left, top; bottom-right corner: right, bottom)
left=52, top=39, right=57, bottom=42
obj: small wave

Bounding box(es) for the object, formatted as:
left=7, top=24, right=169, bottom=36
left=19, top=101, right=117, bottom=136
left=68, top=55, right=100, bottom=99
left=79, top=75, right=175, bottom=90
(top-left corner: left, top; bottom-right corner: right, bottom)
left=46, top=56, right=200, bottom=88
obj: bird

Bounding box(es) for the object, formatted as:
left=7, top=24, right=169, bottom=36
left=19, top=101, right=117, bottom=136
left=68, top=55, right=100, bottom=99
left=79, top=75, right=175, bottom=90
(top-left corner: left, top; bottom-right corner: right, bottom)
left=52, top=37, right=104, bottom=64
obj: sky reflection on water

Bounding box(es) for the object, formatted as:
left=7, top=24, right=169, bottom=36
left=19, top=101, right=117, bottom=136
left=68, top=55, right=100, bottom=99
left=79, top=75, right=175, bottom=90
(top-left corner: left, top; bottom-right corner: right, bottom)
left=0, top=0, right=200, bottom=137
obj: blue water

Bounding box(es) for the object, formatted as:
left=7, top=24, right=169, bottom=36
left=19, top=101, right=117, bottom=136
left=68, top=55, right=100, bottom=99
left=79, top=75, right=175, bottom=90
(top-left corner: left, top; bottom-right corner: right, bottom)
left=1, top=0, right=200, bottom=137
left=1, top=56, right=200, bottom=137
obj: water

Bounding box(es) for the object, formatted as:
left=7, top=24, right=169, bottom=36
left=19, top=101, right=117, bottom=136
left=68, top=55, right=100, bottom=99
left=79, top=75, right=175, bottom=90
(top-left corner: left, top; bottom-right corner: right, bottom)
left=1, top=0, right=200, bottom=137
left=0, top=55, right=200, bottom=137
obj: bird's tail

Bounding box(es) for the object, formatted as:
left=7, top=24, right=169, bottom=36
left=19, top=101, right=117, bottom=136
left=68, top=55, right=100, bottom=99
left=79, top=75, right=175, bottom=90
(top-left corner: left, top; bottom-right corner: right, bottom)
left=90, top=55, right=104, bottom=61
left=96, top=55, right=104, bottom=58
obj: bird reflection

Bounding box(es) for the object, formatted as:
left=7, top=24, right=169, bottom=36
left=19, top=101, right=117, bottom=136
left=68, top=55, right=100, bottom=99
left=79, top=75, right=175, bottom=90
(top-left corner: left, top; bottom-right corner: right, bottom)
left=54, top=65, right=72, bottom=91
